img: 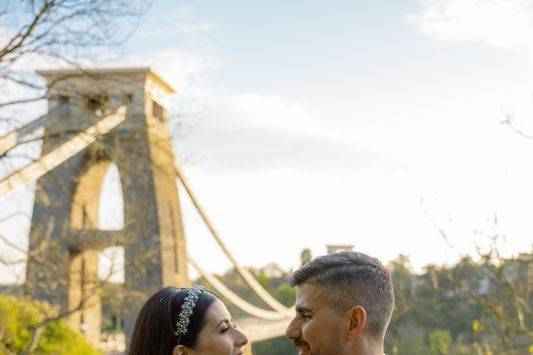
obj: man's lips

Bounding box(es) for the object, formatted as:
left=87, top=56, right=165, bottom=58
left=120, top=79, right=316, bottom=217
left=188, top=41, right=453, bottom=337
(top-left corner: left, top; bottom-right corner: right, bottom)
left=293, top=340, right=311, bottom=352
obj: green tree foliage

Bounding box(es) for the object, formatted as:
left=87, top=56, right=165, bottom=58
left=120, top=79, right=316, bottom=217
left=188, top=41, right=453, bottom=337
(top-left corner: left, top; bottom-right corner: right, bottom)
left=253, top=337, right=298, bottom=355
left=248, top=266, right=297, bottom=355
left=428, top=329, right=452, bottom=355
left=0, top=295, right=100, bottom=354
left=249, top=266, right=296, bottom=307
left=385, top=252, right=532, bottom=355
left=389, top=324, right=430, bottom=355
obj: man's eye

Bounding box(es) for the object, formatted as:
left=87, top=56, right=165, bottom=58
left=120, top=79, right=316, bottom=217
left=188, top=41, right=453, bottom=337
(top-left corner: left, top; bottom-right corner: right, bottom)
left=303, top=314, right=312, bottom=320
left=221, top=327, right=230, bottom=333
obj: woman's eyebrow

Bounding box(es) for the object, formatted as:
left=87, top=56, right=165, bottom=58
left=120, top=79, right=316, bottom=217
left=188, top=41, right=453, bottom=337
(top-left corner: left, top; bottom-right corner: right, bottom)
left=216, top=319, right=230, bottom=328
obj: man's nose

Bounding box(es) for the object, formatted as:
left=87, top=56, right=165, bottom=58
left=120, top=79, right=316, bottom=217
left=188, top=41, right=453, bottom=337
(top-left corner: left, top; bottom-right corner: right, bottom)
left=285, top=318, right=301, bottom=340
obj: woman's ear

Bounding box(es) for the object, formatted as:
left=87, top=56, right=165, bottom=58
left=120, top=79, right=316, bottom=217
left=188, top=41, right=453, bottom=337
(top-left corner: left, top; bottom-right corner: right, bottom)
left=173, top=344, right=188, bottom=355
left=344, top=305, right=366, bottom=341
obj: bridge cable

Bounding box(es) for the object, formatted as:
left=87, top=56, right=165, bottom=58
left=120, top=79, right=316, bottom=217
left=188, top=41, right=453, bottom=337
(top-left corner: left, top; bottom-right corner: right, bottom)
left=188, top=256, right=290, bottom=320
left=174, top=162, right=293, bottom=317
left=0, top=104, right=67, bottom=157
left=0, top=106, right=127, bottom=198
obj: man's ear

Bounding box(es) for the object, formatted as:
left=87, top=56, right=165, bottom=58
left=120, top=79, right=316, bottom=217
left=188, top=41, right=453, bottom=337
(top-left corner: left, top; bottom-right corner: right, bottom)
left=344, top=305, right=366, bottom=341
left=173, top=344, right=188, bottom=355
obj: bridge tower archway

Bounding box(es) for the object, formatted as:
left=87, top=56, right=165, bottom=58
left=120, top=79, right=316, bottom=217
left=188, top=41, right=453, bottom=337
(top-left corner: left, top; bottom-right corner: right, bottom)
left=24, top=68, right=189, bottom=345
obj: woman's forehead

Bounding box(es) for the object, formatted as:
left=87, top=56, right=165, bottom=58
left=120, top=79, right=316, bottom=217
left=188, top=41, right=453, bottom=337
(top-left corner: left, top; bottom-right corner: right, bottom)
left=205, top=299, right=231, bottom=323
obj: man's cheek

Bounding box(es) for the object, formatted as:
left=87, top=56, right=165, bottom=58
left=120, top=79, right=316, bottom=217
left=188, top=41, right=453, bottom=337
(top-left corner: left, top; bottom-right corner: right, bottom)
left=301, top=322, right=314, bottom=342
left=303, top=323, right=328, bottom=355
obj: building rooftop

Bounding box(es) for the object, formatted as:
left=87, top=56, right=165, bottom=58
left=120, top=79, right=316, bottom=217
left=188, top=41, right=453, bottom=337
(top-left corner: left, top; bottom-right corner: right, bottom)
left=36, top=67, right=175, bottom=93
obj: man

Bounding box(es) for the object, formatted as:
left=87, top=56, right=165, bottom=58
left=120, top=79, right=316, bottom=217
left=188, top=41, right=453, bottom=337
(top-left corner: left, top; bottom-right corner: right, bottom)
left=285, top=251, right=394, bottom=355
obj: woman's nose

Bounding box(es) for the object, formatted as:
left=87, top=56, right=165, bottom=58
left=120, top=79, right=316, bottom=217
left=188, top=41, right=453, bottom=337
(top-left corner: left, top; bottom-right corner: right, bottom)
left=235, top=329, right=248, bottom=347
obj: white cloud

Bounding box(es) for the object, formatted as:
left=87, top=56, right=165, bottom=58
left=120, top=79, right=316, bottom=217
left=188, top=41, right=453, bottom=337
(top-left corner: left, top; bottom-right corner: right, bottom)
left=172, top=91, right=393, bottom=173
left=118, top=48, right=391, bottom=174
left=115, top=49, right=221, bottom=95
left=225, top=93, right=323, bottom=134
left=407, top=0, right=533, bottom=55
left=147, top=50, right=221, bottom=93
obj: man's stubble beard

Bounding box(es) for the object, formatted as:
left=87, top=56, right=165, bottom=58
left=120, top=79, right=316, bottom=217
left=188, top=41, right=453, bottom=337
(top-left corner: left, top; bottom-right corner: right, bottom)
left=309, top=342, right=343, bottom=355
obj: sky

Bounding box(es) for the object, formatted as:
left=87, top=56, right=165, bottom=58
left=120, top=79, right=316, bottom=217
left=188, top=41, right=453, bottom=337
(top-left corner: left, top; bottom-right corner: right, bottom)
left=2, top=0, right=533, bottom=283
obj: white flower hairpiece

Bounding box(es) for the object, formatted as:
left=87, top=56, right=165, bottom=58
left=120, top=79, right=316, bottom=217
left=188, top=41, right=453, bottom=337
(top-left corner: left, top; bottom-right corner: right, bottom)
left=174, top=285, right=204, bottom=338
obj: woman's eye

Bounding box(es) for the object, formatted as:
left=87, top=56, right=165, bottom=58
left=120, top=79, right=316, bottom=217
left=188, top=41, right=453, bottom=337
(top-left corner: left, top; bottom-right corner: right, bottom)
left=221, top=327, right=229, bottom=333
left=303, top=314, right=312, bottom=321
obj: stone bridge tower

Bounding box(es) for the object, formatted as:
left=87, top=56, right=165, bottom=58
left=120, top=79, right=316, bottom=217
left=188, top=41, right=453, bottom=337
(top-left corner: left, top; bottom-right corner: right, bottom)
left=25, top=68, right=189, bottom=345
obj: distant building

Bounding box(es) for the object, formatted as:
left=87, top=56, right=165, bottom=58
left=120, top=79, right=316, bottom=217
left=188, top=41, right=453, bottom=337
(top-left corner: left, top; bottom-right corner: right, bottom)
left=503, top=252, right=532, bottom=287
left=327, top=244, right=355, bottom=254
left=300, top=248, right=312, bottom=267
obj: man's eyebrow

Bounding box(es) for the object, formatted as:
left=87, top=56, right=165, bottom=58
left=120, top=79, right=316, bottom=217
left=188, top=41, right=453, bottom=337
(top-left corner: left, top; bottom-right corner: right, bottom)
left=295, top=305, right=313, bottom=314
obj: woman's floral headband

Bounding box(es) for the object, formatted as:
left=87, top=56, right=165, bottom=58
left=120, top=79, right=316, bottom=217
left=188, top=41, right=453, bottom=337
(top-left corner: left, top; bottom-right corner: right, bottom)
left=175, top=285, right=204, bottom=338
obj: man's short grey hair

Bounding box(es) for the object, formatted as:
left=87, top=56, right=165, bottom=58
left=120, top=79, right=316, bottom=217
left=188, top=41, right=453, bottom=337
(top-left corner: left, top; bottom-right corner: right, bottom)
left=290, top=251, right=394, bottom=339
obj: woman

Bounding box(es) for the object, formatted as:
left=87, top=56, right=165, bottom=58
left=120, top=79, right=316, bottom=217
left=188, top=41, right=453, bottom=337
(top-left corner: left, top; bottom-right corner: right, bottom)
left=129, top=286, right=248, bottom=355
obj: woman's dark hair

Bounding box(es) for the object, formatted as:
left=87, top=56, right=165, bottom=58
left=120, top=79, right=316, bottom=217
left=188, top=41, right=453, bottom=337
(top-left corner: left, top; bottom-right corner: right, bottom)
left=128, top=287, right=218, bottom=355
